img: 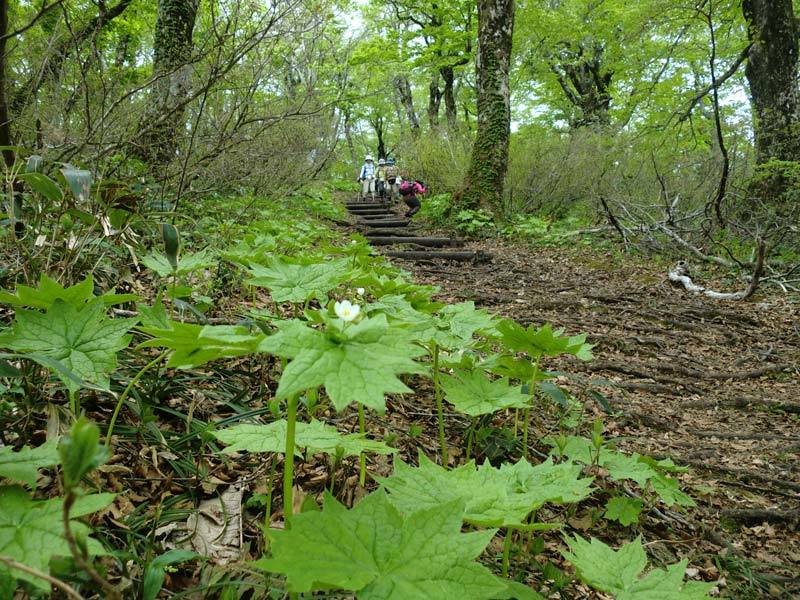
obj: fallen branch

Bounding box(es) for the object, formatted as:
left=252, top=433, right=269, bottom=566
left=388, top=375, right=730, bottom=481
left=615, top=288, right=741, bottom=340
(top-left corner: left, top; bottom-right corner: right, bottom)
left=668, top=241, right=766, bottom=300
left=720, top=508, right=800, bottom=529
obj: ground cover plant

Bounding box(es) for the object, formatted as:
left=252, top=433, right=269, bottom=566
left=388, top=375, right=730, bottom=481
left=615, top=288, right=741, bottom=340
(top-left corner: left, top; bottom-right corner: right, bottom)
left=0, top=186, right=726, bottom=599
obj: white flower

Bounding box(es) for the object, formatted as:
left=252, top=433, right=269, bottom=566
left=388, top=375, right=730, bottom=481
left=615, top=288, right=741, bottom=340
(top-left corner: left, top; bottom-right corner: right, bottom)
left=356, top=287, right=365, bottom=296
left=334, top=300, right=360, bottom=322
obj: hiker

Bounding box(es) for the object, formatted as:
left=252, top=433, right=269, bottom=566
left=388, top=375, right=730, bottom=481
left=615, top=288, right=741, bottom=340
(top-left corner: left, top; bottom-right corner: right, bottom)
left=399, top=178, right=428, bottom=218
left=385, top=158, right=400, bottom=201
left=375, top=158, right=388, bottom=201
left=357, top=155, right=376, bottom=201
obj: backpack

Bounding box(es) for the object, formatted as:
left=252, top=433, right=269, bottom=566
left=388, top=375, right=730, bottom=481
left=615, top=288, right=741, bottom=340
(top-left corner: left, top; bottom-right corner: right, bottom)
left=399, top=180, right=415, bottom=196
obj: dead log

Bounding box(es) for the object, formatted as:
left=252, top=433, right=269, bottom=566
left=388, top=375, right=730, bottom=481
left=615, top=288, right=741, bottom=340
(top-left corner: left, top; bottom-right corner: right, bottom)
left=721, top=508, right=800, bottom=529
left=384, top=250, right=492, bottom=262
left=367, top=236, right=464, bottom=247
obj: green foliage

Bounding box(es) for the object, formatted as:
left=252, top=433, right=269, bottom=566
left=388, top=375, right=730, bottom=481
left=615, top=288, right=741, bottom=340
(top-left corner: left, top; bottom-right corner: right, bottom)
left=213, top=419, right=396, bottom=458
left=246, top=256, right=352, bottom=303
left=0, top=440, right=59, bottom=487
left=142, top=550, right=200, bottom=600
left=604, top=496, right=644, bottom=526
left=498, top=321, right=594, bottom=361
left=257, top=490, right=524, bottom=599
left=378, top=454, right=593, bottom=528
left=0, top=486, right=114, bottom=591
left=142, top=248, right=216, bottom=278
left=138, top=321, right=265, bottom=368
left=0, top=274, right=137, bottom=310
left=259, top=313, right=426, bottom=412
left=563, top=536, right=714, bottom=599
left=454, top=208, right=495, bottom=236
left=441, top=369, right=530, bottom=416
left=0, top=299, right=136, bottom=393
left=548, top=436, right=694, bottom=507
left=58, top=417, right=111, bottom=489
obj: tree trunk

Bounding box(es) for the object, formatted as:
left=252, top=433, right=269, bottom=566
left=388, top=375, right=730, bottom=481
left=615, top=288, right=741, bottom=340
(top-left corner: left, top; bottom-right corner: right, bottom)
left=395, top=75, right=420, bottom=136
left=743, top=0, right=800, bottom=163
left=132, top=0, right=199, bottom=166
left=551, top=42, right=612, bottom=128
left=441, top=65, right=458, bottom=130
left=370, top=115, right=386, bottom=159
left=343, top=108, right=358, bottom=171
left=0, top=0, right=12, bottom=168
left=428, top=71, right=442, bottom=129
left=458, top=0, right=515, bottom=213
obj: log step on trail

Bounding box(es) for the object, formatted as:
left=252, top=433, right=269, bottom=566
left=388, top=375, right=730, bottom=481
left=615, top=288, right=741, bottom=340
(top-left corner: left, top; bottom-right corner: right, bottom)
left=367, top=236, right=465, bottom=247
left=358, top=219, right=411, bottom=227
left=364, top=228, right=421, bottom=237
left=384, top=250, right=492, bottom=262
left=346, top=203, right=387, bottom=210
left=343, top=197, right=492, bottom=263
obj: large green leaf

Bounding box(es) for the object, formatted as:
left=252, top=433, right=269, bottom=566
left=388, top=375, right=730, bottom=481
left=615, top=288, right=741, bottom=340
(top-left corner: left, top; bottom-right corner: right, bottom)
left=0, top=486, right=114, bottom=590
left=213, top=419, right=396, bottom=458
left=441, top=369, right=530, bottom=416
left=604, top=496, right=643, bottom=526
left=0, top=441, right=59, bottom=487
left=246, top=256, right=352, bottom=303
left=562, top=536, right=713, bottom=599
left=138, top=321, right=264, bottom=368
left=17, top=172, right=63, bottom=202
left=258, top=314, right=426, bottom=412
left=141, top=249, right=216, bottom=278
left=548, top=437, right=694, bottom=507
left=378, top=454, right=593, bottom=527
left=438, top=301, right=499, bottom=340
left=498, top=320, right=594, bottom=360
left=0, top=274, right=136, bottom=310
left=0, top=299, right=136, bottom=392
left=257, top=490, right=521, bottom=599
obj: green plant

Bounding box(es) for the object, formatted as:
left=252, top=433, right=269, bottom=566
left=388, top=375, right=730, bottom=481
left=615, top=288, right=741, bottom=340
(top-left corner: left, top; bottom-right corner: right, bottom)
left=256, top=490, right=539, bottom=599
left=563, top=536, right=713, bottom=598
left=454, top=208, right=495, bottom=236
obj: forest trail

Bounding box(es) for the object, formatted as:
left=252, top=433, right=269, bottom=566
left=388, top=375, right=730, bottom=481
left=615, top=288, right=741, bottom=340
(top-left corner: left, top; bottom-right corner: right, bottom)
left=346, top=198, right=800, bottom=587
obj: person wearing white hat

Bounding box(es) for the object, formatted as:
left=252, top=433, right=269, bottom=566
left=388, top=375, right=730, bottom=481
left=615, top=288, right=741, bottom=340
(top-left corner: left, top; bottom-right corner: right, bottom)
left=357, top=155, right=376, bottom=201
left=375, top=158, right=388, bottom=201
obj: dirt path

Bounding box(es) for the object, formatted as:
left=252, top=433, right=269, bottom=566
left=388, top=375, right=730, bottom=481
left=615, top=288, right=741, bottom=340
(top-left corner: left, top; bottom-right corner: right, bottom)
left=389, top=235, right=800, bottom=589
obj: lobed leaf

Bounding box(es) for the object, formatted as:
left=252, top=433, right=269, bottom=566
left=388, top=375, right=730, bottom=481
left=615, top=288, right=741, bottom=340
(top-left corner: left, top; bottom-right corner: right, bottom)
left=0, top=299, right=136, bottom=392
left=213, top=419, right=396, bottom=458
left=259, top=314, right=426, bottom=412
left=0, top=486, right=114, bottom=590
left=257, top=490, right=521, bottom=599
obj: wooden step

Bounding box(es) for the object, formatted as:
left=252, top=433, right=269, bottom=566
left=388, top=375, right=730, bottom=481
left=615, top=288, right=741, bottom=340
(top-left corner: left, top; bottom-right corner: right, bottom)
left=349, top=210, right=396, bottom=216
left=364, top=228, right=420, bottom=237
left=357, top=219, right=410, bottom=227
left=367, top=236, right=464, bottom=247
left=383, top=250, right=492, bottom=262
left=345, top=203, right=388, bottom=209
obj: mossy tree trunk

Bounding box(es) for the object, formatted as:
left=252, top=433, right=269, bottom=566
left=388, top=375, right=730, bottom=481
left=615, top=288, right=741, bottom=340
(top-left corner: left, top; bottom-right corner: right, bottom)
left=133, top=0, right=199, bottom=166
left=458, top=0, right=515, bottom=213
left=0, top=0, right=12, bottom=168
left=742, top=0, right=800, bottom=216
left=743, top=0, right=800, bottom=163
